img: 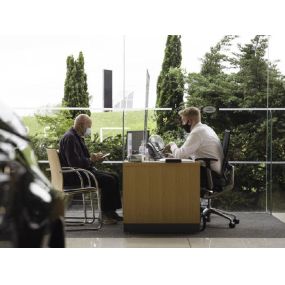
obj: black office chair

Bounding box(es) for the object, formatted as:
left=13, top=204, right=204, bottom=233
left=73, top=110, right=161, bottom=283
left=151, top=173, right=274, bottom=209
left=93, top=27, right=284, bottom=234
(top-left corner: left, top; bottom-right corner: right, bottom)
left=196, top=130, right=239, bottom=230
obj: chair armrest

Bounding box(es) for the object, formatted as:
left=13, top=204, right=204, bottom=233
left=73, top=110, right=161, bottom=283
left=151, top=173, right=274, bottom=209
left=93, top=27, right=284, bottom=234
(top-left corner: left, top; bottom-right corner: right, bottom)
left=46, top=167, right=87, bottom=188
left=61, top=167, right=99, bottom=190
left=60, top=168, right=85, bottom=188
left=67, top=167, right=92, bottom=187
left=74, top=168, right=100, bottom=190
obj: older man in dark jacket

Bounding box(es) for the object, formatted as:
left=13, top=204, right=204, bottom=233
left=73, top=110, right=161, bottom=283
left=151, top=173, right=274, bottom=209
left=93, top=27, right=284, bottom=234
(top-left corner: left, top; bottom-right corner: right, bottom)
left=59, top=114, right=122, bottom=224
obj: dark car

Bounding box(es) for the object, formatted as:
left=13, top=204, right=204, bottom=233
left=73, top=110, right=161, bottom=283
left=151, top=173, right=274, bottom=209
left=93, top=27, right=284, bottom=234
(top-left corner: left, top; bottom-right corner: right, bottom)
left=0, top=102, right=65, bottom=247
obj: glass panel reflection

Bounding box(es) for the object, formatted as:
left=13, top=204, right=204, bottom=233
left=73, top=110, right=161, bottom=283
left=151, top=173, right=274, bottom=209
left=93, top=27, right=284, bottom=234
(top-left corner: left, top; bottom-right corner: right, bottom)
left=4, top=35, right=285, bottom=213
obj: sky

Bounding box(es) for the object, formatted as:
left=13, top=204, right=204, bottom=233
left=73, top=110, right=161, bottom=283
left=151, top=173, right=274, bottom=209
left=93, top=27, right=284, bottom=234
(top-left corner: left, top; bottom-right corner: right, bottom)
left=0, top=34, right=218, bottom=113
left=1, top=34, right=285, bottom=116
left=0, top=0, right=285, bottom=117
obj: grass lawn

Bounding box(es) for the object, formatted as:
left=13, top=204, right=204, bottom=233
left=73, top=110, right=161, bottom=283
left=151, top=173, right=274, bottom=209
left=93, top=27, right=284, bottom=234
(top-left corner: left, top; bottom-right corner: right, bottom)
left=22, top=110, right=157, bottom=138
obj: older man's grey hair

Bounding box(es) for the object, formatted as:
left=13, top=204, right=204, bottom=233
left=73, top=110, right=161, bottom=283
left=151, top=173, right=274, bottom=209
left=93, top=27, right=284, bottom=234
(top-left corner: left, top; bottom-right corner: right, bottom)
left=74, top=114, right=91, bottom=127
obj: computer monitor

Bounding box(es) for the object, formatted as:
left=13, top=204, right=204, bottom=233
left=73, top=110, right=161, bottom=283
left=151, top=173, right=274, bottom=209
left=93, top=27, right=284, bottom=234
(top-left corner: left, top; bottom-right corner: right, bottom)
left=126, top=130, right=149, bottom=155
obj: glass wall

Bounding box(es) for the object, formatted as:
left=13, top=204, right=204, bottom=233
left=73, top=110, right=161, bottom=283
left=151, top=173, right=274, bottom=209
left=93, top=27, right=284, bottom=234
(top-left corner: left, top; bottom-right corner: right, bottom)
left=270, top=110, right=285, bottom=212
left=215, top=36, right=285, bottom=213
left=122, top=35, right=282, bottom=213
left=3, top=35, right=285, bottom=213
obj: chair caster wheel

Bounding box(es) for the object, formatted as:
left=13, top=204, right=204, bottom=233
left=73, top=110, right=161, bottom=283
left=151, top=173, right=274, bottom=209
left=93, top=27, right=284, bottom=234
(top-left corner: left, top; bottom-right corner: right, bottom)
left=233, top=218, right=239, bottom=224
left=229, top=222, right=235, bottom=228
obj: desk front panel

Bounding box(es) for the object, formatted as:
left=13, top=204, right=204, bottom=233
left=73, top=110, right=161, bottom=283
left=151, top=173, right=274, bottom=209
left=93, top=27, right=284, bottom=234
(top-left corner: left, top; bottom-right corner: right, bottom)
left=123, top=162, right=200, bottom=225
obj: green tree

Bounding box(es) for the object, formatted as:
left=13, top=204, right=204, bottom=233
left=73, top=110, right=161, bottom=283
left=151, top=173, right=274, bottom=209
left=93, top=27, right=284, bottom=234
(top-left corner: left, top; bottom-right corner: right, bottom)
left=201, top=35, right=237, bottom=77
left=227, top=36, right=285, bottom=209
left=63, top=51, right=91, bottom=118
left=235, top=35, right=269, bottom=107
left=186, top=36, right=239, bottom=131
left=156, top=35, right=184, bottom=136
left=186, top=35, right=285, bottom=210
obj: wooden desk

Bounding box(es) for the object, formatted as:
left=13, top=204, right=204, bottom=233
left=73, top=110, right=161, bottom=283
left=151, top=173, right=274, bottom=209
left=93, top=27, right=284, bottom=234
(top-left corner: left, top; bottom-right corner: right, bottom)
left=123, top=161, right=200, bottom=233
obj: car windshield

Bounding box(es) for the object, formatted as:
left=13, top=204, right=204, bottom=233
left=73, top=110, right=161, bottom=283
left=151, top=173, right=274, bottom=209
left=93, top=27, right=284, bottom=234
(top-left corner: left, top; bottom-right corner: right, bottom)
left=0, top=101, right=27, bottom=137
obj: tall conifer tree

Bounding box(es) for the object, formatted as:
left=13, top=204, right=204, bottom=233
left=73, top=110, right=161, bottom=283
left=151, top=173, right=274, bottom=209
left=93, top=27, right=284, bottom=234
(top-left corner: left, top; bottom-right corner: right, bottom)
left=63, top=51, right=91, bottom=118
left=156, top=35, right=184, bottom=136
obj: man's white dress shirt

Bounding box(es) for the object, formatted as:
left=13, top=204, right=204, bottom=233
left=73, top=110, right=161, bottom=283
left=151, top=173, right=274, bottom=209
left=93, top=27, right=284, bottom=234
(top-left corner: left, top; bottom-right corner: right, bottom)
left=170, top=122, right=224, bottom=174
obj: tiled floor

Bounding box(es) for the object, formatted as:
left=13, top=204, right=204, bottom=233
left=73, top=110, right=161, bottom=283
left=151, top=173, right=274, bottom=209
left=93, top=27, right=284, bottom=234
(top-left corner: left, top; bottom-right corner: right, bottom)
left=65, top=212, right=285, bottom=248
left=66, top=237, right=285, bottom=248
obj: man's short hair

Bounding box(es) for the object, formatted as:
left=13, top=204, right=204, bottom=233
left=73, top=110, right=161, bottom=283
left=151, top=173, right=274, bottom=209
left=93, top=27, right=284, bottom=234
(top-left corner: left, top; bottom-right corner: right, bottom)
left=178, top=107, right=201, bottom=121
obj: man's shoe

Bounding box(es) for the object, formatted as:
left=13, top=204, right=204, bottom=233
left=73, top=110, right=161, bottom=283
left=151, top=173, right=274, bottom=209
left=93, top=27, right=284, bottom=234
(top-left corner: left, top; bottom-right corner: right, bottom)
left=102, top=213, right=117, bottom=225
left=110, top=211, right=123, bottom=221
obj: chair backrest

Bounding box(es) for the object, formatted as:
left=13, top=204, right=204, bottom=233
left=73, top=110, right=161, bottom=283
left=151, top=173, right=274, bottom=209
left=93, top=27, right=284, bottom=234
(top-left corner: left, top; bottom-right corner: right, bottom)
left=46, top=148, right=63, bottom=191
left=221, top=129, right=231, bottom=172
left=221, top=130, right=235, bottom=189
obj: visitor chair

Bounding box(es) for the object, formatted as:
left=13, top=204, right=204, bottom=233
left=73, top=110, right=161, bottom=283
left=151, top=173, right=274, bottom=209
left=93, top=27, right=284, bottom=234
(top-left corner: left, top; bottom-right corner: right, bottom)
left=46, top=148, right=102, bottom=230
left=196, top=130, right=239, bottom=230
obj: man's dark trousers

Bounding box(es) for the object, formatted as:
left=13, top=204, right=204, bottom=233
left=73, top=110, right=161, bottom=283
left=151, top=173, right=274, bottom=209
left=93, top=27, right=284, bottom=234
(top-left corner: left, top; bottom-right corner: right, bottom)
left=91, top=168, right=122, bottom=212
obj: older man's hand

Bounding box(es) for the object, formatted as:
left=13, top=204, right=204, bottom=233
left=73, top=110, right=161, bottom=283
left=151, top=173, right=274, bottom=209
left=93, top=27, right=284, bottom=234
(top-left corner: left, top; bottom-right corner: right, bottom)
left=91, top=152, right=104, bottom=162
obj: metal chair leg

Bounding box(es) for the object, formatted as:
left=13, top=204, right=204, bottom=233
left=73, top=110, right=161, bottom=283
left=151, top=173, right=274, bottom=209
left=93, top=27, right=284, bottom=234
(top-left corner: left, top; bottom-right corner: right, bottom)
left=65, top=191, right=102, bottom=230
left=209, top=208, right=234, bottom=223
left=201, top=198, right=239, bottom=229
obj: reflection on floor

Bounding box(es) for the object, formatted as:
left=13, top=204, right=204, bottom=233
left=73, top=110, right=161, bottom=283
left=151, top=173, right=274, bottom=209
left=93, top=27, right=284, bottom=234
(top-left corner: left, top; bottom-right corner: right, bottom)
left=273, top=212, right=285, bottom=223
left=65, top=212, right=285, bottom=248
left=66, top=237, right=285, bottom=248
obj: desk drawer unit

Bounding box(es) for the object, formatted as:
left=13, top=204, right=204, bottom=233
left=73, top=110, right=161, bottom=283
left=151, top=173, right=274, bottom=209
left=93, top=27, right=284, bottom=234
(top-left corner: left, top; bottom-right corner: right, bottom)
left=123, top=162, right=200, bottom=233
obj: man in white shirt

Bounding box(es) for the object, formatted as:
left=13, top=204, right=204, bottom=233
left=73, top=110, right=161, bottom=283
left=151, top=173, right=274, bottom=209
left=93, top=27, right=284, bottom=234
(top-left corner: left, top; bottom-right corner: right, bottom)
left=164, top=107, right=224, bottom=186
